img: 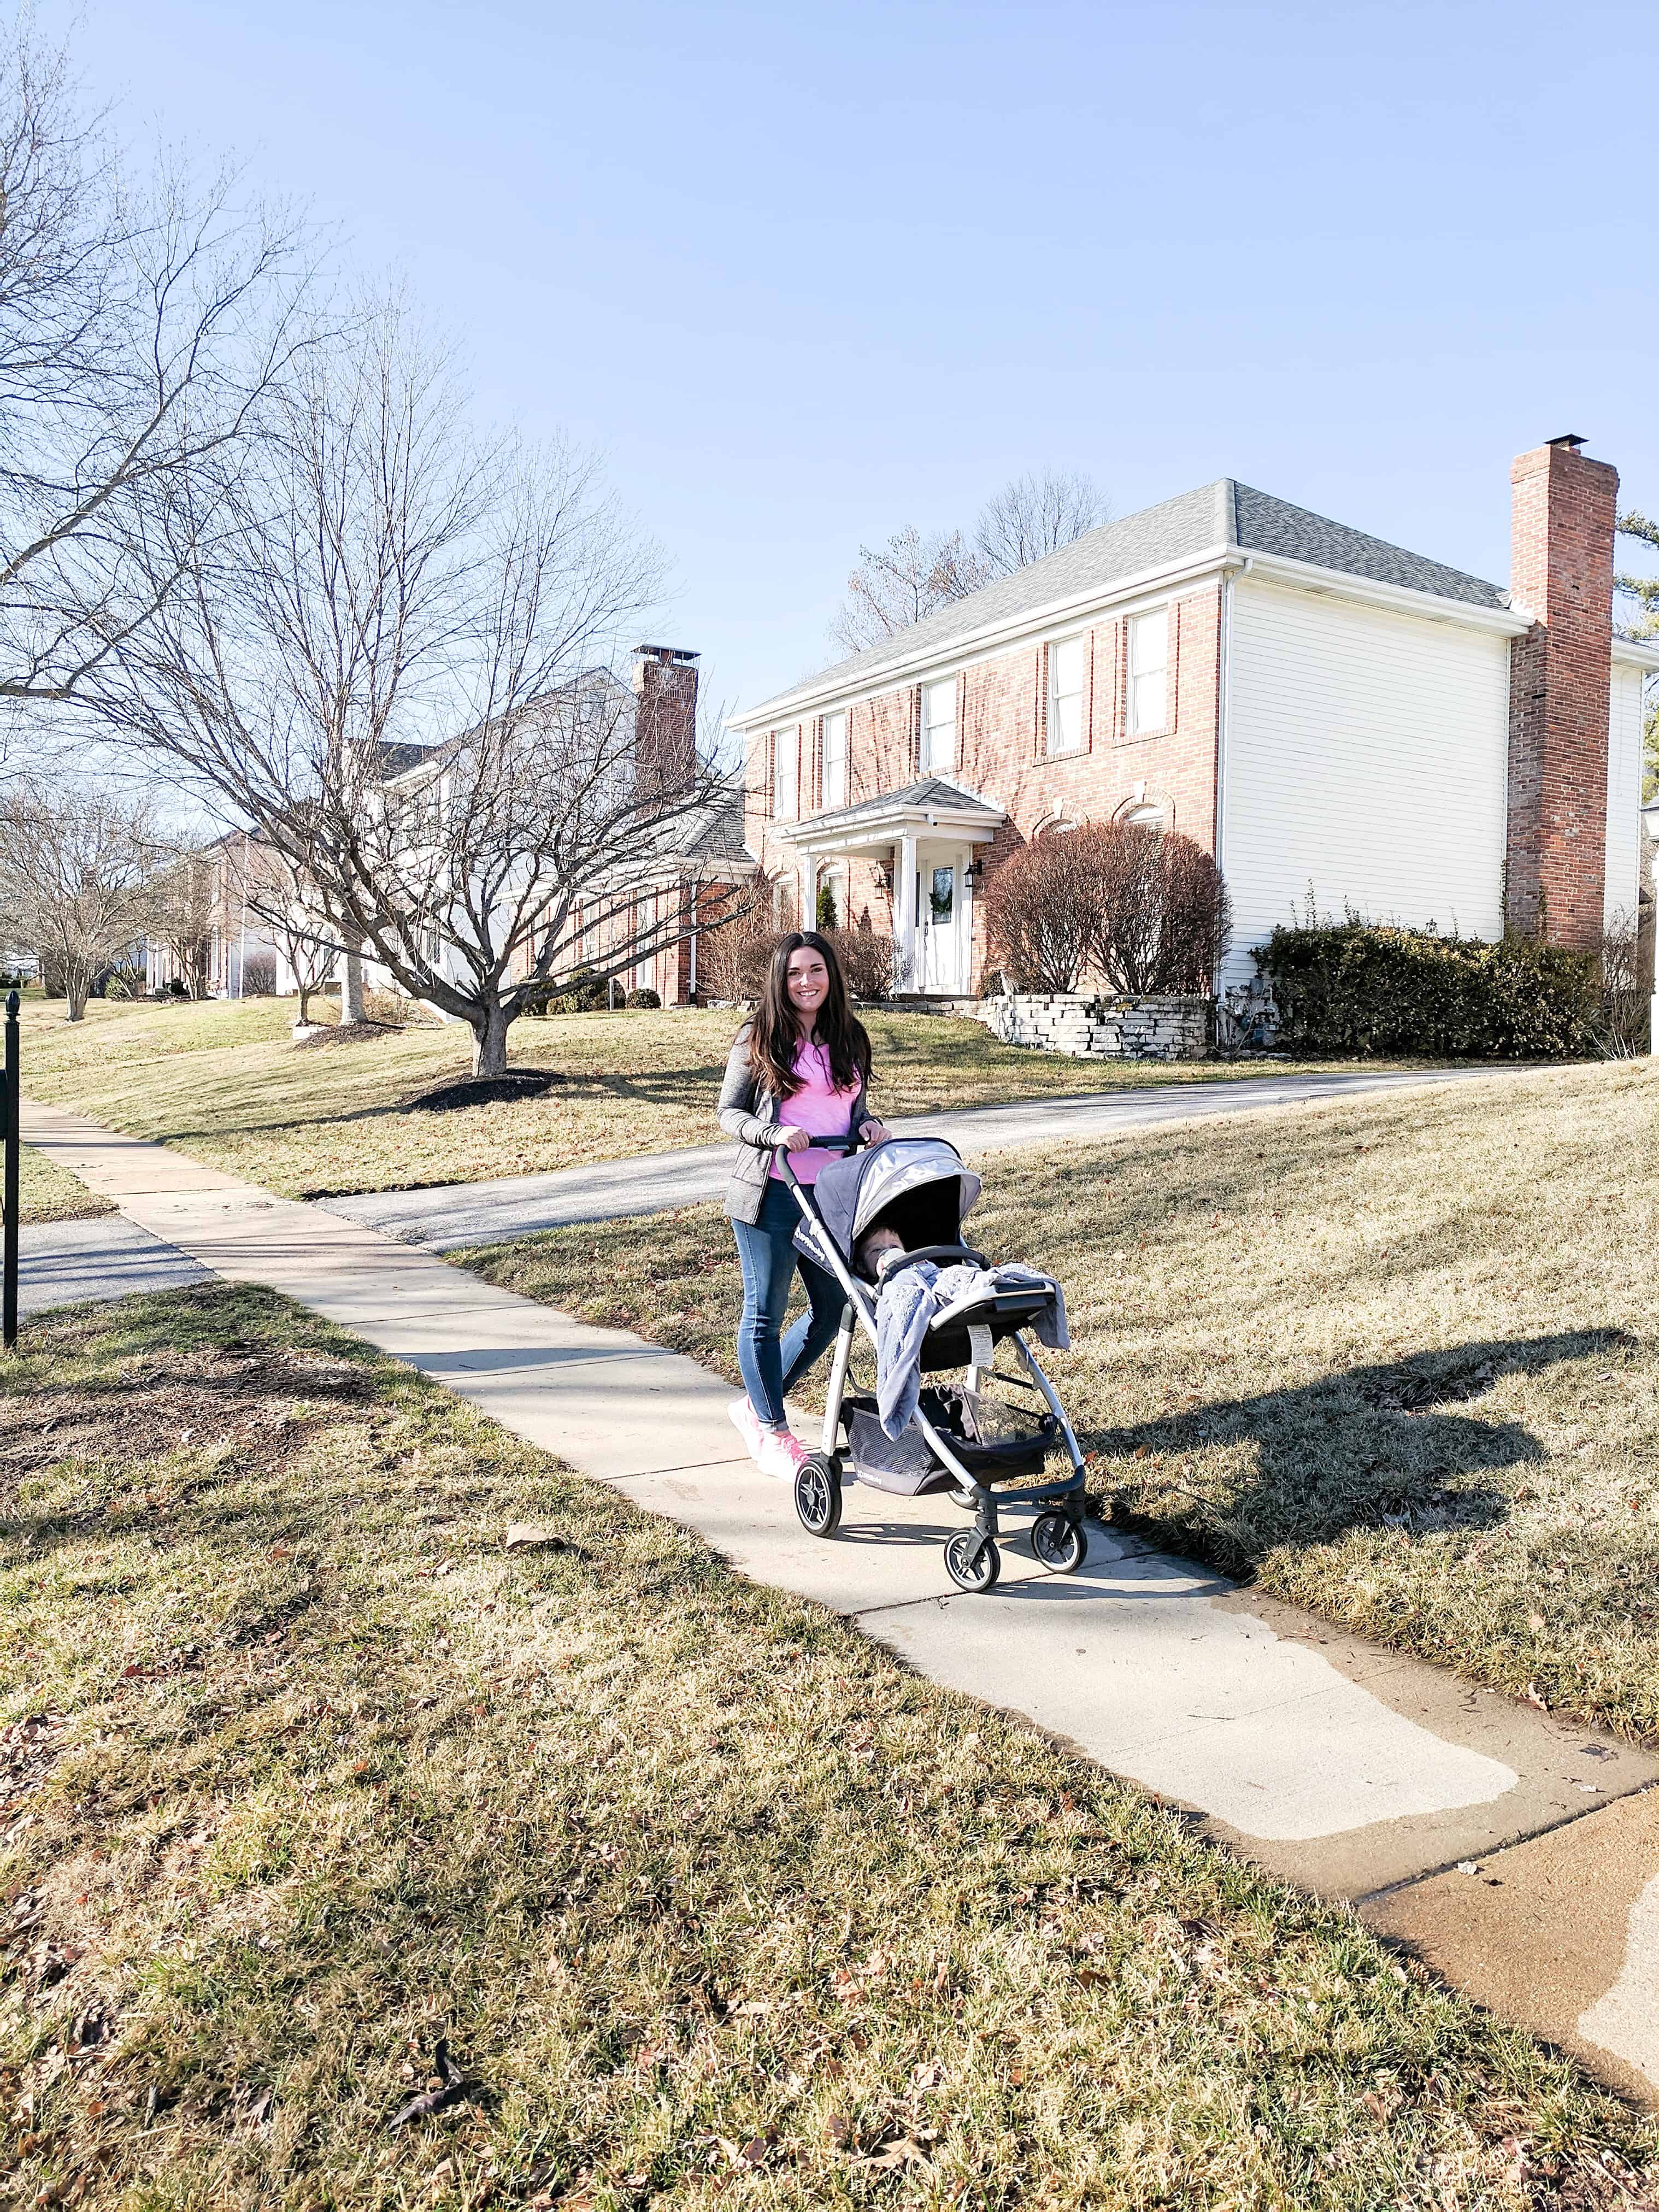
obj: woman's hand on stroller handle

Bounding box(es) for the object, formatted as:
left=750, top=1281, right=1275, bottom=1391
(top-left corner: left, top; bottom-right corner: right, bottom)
left=858, top=1118, right=892, bottom=1147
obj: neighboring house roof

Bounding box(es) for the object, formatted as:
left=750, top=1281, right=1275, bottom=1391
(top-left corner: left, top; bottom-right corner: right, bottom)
left=744, top=480, right=1510, bottom=724
left=652, top=771, right=754, bottom=865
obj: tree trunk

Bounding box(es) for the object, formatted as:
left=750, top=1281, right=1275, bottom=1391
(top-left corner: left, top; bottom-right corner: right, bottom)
left=65, top=970, right=89, bottom=1021
left=472, top=1001, right=511, bottom=1078
left=296, top=980, right=311, bottom=1024
left=342, top=946, right=365, bottom=1023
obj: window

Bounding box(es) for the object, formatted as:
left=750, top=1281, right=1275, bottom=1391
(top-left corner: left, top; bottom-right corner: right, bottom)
left=921, top=677, right=956, bottom=772
left=773, top=725, right=798, bottom=819
left=1048, top=636, right=1086, bottom=757
left=1127, top=609, right=1168, bottom=735
left=821, top=709, right=848, bottom=809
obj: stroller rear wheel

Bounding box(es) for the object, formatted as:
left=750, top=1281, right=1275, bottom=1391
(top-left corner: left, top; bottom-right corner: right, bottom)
left=1032, top=1510, right=1086, bottom=1574
left=944, top=1530, right=1001, bottom=1593
left=795, top=1452, right=843, bottom=1538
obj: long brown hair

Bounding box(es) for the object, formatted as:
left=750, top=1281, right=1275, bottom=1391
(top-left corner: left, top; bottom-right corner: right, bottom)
left=748, top=931, right=871, bottom=1099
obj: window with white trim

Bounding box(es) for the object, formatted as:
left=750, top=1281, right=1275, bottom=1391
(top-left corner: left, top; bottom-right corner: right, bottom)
left=1048, top=636, right=1086, bottom=757
left=773, top=725, right=798, bottom=819
left=920, top=678, right=956, bottom=772
left=1127, top=609, right=1168, bottom=735
left=821, top=709, right=848, bottom=809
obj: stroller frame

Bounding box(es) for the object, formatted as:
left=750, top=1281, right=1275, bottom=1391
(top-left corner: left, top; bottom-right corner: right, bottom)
left=776, top=1142, right=1090, bottom=1593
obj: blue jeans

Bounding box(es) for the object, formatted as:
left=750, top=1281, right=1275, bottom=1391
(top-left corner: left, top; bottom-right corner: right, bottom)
left=732, top=1175, right=846, bottom=1429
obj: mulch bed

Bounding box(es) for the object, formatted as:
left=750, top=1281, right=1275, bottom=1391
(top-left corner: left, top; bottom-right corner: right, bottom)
left=401, top=1069, right=563, bottom=1113
left=292, top=1021, right=402, bottom=1050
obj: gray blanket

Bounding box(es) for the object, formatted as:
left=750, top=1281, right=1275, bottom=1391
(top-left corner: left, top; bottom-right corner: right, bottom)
left=874, top=1262, right=1068, bottom=1438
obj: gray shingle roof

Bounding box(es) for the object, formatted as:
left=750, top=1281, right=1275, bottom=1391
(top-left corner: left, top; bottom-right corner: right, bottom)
left=793, top=775, right=1005, bottom=837
left=754, top=481, right=1508, bottom=718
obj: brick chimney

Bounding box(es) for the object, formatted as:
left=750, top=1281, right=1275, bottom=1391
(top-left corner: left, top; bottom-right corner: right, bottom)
left=633, top=645, right=699, bottom=795
left=1505, top=436, right=1617, bottom=945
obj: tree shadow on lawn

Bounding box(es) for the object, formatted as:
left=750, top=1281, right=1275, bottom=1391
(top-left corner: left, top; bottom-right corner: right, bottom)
left=1082, top=1328, right=1632, bottom=1572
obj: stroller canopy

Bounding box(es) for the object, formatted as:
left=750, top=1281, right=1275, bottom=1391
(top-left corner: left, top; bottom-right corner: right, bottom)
left=798, top=1137, right=982, bottom=1267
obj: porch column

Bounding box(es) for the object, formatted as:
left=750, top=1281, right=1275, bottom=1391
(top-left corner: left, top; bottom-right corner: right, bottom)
left=895, top=829, right=918, bottom=992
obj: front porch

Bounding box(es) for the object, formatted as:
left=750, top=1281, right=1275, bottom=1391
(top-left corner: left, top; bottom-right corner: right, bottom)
left=778, top=776, right=1003, bottom=997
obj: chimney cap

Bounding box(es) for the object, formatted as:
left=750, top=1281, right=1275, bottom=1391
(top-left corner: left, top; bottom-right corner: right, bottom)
left=634, top=643, right=699, bottom=662
left=1547, top=433, right=1588, bottom=450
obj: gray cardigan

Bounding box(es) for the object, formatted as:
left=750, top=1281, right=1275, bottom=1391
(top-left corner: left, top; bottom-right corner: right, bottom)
left=717, top=1025, right=869, bottom=1223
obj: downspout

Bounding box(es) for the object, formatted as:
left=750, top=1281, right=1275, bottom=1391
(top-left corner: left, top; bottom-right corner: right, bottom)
left=1213, top=556, right=1250, bottom=1001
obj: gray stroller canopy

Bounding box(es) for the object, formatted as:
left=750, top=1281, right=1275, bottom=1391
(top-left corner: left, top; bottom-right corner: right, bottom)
left=796, top=1137, right=983, bottom=1267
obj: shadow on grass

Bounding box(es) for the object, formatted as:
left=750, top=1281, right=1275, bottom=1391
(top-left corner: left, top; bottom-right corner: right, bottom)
left=1084, top=1329, right=1631, bottom=1570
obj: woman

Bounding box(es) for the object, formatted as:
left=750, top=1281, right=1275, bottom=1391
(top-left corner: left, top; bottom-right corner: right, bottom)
left=717, top=931, right=890, bottom=1479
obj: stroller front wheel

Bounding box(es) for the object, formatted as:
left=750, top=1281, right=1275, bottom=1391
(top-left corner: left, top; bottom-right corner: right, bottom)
left=944, top=1531, right=1001, bottom=1593
left=1032, top=1511, right=1086, bottom=1574
left=795, top=1452, right=843, bottom=1538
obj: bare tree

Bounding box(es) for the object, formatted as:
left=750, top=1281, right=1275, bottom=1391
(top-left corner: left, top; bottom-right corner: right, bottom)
left=828, top=468, right=1109, bottom=656
left=828, top=526, right=989, bottom=655
left=0, top=14, right=311, bottom=727
left=149, top=845, right=219, bottom=997
left=92, top=302, right=749, bottom=1074
left=1616, top=510, right=1659, bottom=798
left=0, top=778, right=166, bottom=1016
left=973, top=468, right=1110, bottom=577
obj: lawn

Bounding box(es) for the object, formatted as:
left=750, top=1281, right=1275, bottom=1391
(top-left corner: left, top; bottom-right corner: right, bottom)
left=18, top=1144, right=113, bottom=1226
left=463, top=1058, right=1659, bottom=1748
left=1, top=1285, right=1652, bottom=2209
left=18, top=993, right=1409, bottom=1202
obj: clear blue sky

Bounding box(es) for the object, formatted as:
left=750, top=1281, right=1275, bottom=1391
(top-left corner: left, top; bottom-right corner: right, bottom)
left=73, top=0, right=1658, bottom=716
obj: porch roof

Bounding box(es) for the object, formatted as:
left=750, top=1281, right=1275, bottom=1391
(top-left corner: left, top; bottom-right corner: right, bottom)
left=778, top=776, right=1004, bottom=857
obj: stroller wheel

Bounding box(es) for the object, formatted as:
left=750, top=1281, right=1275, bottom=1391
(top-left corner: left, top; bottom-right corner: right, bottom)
left=944, top=1531, right=1001, bottom=1593
left=795, top=1452, right=843, bottom=1538
left=1032, top=1511, right=1086, bottom=1575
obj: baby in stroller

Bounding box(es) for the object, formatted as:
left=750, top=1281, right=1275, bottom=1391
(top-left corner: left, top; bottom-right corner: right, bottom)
left=772, top=1133, right=1091, bottom=1593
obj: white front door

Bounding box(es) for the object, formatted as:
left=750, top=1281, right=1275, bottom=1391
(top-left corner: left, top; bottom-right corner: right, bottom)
left=917, top=845, right=968, bottom=994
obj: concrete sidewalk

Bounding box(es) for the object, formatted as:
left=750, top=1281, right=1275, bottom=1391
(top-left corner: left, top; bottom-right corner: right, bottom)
left=19, top=1092, right=1659, bottom=2107
left=321, top=1063, right=1532, bottom=1249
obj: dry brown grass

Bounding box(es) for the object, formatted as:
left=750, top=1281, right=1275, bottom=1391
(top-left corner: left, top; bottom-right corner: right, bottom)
left=463, top=1060, right=1659, bottom=1746
left=16, top=993, right=1415, bottom=1201
left=1, top=1285, right=1652, bottom=2209
left=17, top=1144, right=113, bottom=1225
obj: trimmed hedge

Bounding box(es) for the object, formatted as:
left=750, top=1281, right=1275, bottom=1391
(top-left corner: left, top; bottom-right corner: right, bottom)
left=1254, top=923, right=1599, bottom=1059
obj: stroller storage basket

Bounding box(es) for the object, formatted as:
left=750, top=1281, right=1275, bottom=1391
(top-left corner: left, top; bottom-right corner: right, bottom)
left=845, top=1386, right=1058, bottom=1493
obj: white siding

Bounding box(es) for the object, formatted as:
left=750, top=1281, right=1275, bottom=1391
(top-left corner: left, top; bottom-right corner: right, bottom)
left=1604, top=663, right=1645, bottom=932
left=1221, top=576, right=1510, bottom=986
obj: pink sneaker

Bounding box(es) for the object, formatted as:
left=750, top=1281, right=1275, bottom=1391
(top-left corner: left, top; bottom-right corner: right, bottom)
left=728, top=1398, right=763, bottom=1462
left=756, top=1426, right=810, bottom=1482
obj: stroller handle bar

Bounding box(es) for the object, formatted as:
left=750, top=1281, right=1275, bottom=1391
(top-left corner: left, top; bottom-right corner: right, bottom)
left=772, top=1132, right=862, bottom=1189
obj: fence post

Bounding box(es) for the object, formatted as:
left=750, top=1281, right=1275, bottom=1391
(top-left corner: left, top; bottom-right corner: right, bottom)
left=3, top=990, right=17, bottom=1350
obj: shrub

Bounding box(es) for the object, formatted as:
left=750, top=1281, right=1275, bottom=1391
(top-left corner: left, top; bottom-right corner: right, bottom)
left=1253, top=923, right=1599, bottom=1059
left=242, top=952, right=278, bottom=997
left=1590, top=910, right=1648, bottom=1058
left=625, top=986, right=662, bottom=1009
left=985, top=822, right=1231, bottom=995
left=538, top=967, right=614, bottom=1016
left=166, top=978, right=189, bottom=999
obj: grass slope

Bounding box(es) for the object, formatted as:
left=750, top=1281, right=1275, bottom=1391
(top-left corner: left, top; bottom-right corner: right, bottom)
left=2, top=1287, right=1653, bottom=2209
left=18, top=1145, right=113, bottom=1226
left=464, top=1060, right=1659, bottom=1746
left=19, top=995, right=1411, bottom=1201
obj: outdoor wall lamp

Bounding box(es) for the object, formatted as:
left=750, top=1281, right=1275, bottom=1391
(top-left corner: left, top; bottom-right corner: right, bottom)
left=966, top=856, right=986, bottom=884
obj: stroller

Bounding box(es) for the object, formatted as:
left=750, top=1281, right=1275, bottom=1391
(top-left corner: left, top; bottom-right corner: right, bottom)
left=775, top=1135, right=1089, bottom=1593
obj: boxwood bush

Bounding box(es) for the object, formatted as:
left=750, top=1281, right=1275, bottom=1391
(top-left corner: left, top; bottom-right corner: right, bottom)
left=1254, top=923, right=1599, bottom=1059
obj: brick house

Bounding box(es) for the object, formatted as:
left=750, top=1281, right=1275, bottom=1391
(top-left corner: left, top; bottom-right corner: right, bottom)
left=731, top=439, right=1658, bottom=995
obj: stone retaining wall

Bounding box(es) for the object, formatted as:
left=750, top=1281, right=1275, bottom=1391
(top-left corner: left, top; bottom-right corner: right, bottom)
left=969, top=991, right=1210, bottom=1061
